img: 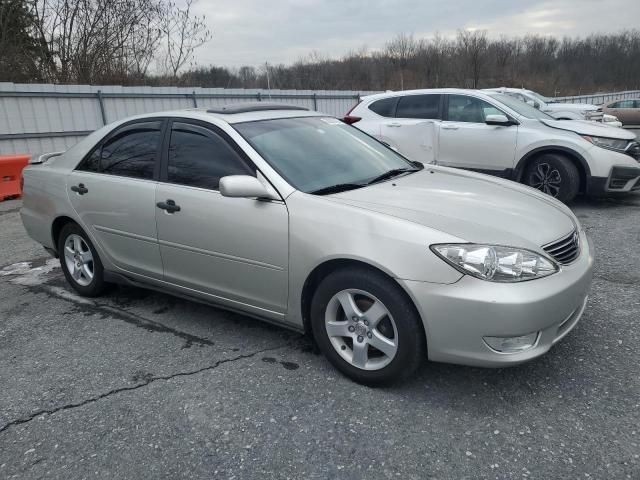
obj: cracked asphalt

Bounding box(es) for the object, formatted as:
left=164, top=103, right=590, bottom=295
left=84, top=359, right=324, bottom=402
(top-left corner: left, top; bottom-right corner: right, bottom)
left=1, top=194, right=639, bottom=479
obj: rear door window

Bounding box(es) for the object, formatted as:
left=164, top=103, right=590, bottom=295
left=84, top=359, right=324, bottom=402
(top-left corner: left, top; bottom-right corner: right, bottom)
left=77, top=121, right=162, bottom=180
left=395, top=94, right=441, bottom=119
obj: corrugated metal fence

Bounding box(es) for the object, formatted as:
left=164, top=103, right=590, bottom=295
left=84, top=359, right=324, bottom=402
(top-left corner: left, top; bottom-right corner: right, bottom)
left=552, top=90, right=640, bottom=105
left=4, top=82, right=639, bottom=157
left=0, top=83, right=376, bottom=157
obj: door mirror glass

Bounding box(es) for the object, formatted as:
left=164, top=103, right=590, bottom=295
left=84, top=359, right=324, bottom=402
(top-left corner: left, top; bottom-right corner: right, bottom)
left=485, top=114, right=511, bottom=126
left=219, top=175, right=278, bottom=200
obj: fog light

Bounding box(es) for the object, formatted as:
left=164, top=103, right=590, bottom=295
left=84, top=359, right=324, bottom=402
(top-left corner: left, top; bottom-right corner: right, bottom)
left=483, top=332, right=539, bottom=353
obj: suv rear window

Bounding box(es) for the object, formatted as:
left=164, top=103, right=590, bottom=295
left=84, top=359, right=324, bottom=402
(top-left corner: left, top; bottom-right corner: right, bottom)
left=368, top=97, right=398, bottom=117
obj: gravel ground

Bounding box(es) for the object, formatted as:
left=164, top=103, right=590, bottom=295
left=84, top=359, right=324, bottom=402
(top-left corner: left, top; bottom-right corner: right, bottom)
left=0, top=194, right=639, bottom=480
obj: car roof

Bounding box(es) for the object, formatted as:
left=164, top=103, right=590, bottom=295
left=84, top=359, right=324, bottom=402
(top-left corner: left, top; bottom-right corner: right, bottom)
left=111, top=104, right=325, bottom=126
left=360, top=88, right=496, bottom=102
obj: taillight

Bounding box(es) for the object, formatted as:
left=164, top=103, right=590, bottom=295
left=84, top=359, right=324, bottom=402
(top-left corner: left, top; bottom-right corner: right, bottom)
left=342, top=115, right=362, bottom=125
left=342, top=101, right=362, bottom=125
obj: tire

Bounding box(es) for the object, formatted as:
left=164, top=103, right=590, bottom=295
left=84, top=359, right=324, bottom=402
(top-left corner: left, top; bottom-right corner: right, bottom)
left=58, top=223, right=108, bottom=297
left=523, top=153, right=580, bottom=203
left=310, top=267, right=425, bottom=386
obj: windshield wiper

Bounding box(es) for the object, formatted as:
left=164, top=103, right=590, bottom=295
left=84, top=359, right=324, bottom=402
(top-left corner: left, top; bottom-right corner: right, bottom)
left=309, top=183, right=366, bottom=195
left=366, top=164, right=422, bottom=185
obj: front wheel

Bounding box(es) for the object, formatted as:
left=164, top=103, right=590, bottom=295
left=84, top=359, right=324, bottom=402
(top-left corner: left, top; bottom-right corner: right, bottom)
left=523, top=153, right=580, bottom=203
left=310, top=268, right=425, bottom=386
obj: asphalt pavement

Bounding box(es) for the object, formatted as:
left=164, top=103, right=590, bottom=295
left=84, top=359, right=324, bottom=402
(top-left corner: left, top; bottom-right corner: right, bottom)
left=0, top=195, right=639, bottom=479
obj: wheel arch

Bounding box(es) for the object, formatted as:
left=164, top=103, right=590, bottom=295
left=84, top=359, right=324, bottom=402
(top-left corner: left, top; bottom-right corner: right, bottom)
left=299, top=258, right=425, bottom=341
left=515, top=147, right=591, bottom=192
left=51, top=215, right=79, bottom=254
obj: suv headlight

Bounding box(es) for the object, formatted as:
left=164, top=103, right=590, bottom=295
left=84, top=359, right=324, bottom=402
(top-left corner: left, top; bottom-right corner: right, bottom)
left=581, top=135, right=629, bottom=152
left=431, top=244, right=558, bottom=282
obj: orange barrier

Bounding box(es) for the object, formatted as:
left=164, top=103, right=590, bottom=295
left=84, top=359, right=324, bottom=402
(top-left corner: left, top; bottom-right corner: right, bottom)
left=0, top=154, right=30, bottom=201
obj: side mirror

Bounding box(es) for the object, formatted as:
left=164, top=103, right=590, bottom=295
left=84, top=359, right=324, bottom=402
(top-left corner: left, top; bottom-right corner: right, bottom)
left=485, top=114, right=512, bottom=126
left=219, top=175, right=279, bottom=200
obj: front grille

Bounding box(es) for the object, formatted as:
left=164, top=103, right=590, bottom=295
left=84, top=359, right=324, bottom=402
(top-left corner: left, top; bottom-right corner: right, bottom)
left=543, top=230, right=580, bottom=265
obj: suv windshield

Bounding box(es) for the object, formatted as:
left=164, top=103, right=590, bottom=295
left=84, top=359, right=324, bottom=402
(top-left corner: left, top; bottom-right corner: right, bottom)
left=487, top=93, right=555, bottom=120
left=234, top=117, right=418, bottom=194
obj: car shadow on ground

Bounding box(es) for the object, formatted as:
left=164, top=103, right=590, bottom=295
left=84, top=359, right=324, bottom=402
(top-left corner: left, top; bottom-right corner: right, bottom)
left=91, top=279, right=584, bottom=411
left=570, top=191, right=640, bottom=209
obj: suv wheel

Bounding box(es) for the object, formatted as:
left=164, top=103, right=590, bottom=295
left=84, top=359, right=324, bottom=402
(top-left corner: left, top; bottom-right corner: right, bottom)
left=58, top=223, right=108, bottom=297
left=310, top=268, right=425, bottom=386
left=523, top=153, right=580, bottom=203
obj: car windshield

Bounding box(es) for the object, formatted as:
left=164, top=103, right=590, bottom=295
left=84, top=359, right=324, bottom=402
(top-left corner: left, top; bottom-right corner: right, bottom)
left=234, top=116, right=418, bottom=194
left=487, top=93, right=556, bottom=120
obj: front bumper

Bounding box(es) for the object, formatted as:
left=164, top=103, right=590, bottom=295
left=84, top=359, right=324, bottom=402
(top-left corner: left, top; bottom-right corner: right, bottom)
left=584, top=144, right=640, bottom=195
left=399, top=230, right=594, bottom=367
left=587, top=166, right=640, bottom=195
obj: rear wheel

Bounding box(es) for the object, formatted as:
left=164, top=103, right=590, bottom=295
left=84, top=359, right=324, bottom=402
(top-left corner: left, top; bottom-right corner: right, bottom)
left=58, top=223, right=108, bottom=297
left=310, top=268, right=425, bottom=386
left=523, top=153, right=580, bottom=203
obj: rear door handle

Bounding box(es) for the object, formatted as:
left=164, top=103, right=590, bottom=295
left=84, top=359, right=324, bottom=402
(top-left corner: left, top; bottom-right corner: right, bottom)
left=156, top=199, right=181, bottom=213
left=441, top=124, right=459, bottom=130
left=386, top=122, right=402, bottom=128
left=70, top=183, right=88, bottom=195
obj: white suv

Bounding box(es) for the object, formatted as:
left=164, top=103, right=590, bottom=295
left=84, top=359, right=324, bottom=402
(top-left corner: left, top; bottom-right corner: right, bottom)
left=345, top=88, right=640, bottom=202
left=483, top=87, right=621, bottom=126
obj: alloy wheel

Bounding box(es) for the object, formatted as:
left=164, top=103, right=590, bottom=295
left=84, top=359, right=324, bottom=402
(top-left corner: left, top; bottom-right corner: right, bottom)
left=530, top=162, right=562, bottom=197
left=63, top=234, right=94, bottom=287
left=324, top=288, right=398, bottom=371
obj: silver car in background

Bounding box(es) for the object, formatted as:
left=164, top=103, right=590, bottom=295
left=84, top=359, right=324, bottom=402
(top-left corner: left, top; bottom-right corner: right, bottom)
left=21, top=104, right=594, bottom=385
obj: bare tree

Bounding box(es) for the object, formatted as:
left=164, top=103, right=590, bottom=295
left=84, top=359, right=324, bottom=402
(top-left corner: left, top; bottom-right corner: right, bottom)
left=30, top=0, right=165, bottom=83
left=456, top=29, right=488, bottom=88
left=385, top=33, right=418, bottom=90
left=160, top=0, right=211, bottom=79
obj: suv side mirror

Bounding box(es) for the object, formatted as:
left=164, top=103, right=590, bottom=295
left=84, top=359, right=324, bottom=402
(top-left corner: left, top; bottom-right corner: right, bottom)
left=219, top=175, right=279, bottom=200
left=485, top=114, right=512, bottom=126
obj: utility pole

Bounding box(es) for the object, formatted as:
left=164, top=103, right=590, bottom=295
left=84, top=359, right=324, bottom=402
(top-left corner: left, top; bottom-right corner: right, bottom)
left=265, top=62, right=272, bottom=98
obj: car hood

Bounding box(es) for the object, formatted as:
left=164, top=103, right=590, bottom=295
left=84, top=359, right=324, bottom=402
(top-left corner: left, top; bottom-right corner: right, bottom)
left=329, top=167, right=577, bottom=249
left=545, top=102, right=598, bottom=112
left=540, top=118, right=636, bottom=139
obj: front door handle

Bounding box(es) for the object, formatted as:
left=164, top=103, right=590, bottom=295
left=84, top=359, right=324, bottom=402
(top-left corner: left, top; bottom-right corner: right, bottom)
left=156, top=199, right=181, bottom=213
left=386, top=122, right=402, bottom=128
left=70, top=183, right=88, bottom=195
left=441, top=124, right=459, bottom=130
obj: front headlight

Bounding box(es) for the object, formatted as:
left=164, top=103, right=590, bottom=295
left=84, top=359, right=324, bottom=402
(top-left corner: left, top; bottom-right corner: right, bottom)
left=431, top=244, right=558, bottom=282
left=581, top=135, right=629, bottom=152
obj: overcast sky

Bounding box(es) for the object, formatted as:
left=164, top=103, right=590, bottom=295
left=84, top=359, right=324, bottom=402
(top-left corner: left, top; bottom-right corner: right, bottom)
left=192, top=0, right=640, bottom=68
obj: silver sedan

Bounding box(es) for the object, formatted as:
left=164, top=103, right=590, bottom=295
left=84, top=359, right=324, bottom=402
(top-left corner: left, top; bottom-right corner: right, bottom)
left=21, top=104, right=594, bottom=385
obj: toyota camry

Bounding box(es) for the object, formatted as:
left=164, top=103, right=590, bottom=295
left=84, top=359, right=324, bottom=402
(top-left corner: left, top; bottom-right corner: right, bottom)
left=20, top=103, right=594, bottom=385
